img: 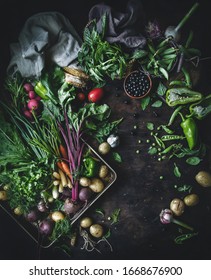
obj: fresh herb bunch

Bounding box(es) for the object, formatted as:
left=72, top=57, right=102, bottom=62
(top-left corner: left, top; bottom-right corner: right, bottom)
left=78, top=14, right=131, bottom=86
left=6, top=159, right=51, bottom=213
left=140, top=37, right=179, bottom=80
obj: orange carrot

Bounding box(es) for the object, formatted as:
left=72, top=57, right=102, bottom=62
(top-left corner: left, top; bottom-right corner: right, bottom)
left=57, top=160, right=72, bottom=181
left=59, top=144, right=68, bottom=160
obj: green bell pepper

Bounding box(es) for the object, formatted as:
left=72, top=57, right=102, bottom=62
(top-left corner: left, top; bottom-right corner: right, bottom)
left=166, top=87, right=202, bottom=107
left=82, top=157, right=99, bottom=178
left=188, top=94, right=211, bottom=120
left=179, top=113, right=198, bottom=150
left=34, top=81, right=49, bottom=100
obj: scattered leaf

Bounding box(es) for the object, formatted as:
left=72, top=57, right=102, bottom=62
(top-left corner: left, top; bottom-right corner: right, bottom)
left=112, top=152, right=122, bottom=163
left=146, top=122, right=154, bottom=131
left=151, top=100, right=163, bottom=108
left=186, top=156, right=201, bottom=165
left=174, top=162, right=181, bottom=178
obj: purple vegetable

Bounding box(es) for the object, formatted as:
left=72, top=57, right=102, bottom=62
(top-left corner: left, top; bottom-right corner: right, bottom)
left=79, top=188, right=92, bottom=202
left=64, top=198, right=81, bottom=214
left=37, top=200, right=48, bottom=212
left=39, top=219, right=54, bottom=236
left=160, top=209, right=193, bottom=231
left=25, top=209, right=39, bottom=223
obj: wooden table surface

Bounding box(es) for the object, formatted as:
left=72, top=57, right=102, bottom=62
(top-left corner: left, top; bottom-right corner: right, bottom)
left=1, top=0, right=211, bottom=260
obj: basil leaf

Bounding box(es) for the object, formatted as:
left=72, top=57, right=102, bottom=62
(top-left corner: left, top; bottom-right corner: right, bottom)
left=112, top=152, right=122, bottom=163
left=151, top=100, right=163, bottom=108
left=146, top=122, right=154, bottom=131
left=141, top=96, right=150, bottom=110
left=148, top=147, right=157, bottom=155
left=186, top=156, right=201, bottom=165
left=161, top=125, right=174, bottom=134
left=174, top=162, right=181, bottom=178
left=157, top=82, right=167, bottom=96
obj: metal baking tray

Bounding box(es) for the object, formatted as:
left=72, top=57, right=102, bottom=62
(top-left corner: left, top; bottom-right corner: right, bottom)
left=0, top=141, right=117, bottom=248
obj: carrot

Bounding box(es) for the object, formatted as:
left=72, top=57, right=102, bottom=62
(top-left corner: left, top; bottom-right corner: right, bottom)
left=59, top=144, right=68, bottom=160
left=57, top=160, right=72, bottom=181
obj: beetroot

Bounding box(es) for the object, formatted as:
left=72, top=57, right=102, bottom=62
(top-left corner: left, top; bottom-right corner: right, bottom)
left=25, top=209, right=39, bottom=223
left=64, top=198, right=81, bottom=214
left=39, top=219, right=54, bottom=236
left=79, top=188, right=92, bottom=202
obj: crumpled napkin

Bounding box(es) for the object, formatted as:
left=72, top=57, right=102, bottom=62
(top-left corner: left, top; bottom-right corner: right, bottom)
left=7, top=11, right=82, bottom=78
left=88, top=0, right=146, bottom=50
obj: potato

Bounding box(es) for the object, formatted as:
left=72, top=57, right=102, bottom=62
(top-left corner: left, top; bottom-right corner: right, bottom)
left=0, top=190, right=7, bottom=201
left=51, top=211, right=65, bottom=222
left=79, top=177, right=91, bottom=187
left=89, top=224, right=104, bottom=238
left=184, top=194, right=199, bottom=207
left=98, top=142, right=111, bottom=155
left=170, top=198, right=185, bottom=216
left=89, top=178, right=104, bottom=193
left=195, top=171, right=211, bottom=187
left=80, top=217, right=93, bottom=228
left=14, top=206, right=23, bottom=216
left=99, top=165, right=109, bottom=178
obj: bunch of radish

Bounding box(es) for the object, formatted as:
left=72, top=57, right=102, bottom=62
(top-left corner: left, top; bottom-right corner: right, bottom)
left=23, top=82, right=42, bottom=120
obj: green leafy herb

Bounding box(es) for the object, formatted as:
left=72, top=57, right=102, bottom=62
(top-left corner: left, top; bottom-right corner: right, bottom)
left=95, top=208, right=105, bottom=217
left=141, top=96, right=151, bottom=110
left=186, top=156, right=201, bottom=165
left=157, top=82, right=167, bottom=96
left=112, top=152, right=122, bottom=163
left=104, top=229, right=111, bottom=239
left=50, top=218, right=72, bottom=241
left=174, top=162, right=182, bottom=178
left=176, top=184, right=193, bottom=193
left=146, top=122, right=154, bottom=131
left=110, top=208, right=121, bottom=225
left=148, top=147, right=158, bottom=155
left=151, top=100, right=163, bottom=108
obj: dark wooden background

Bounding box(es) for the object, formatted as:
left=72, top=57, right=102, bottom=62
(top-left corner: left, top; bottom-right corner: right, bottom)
left=1, top=0, right=211, bottom=260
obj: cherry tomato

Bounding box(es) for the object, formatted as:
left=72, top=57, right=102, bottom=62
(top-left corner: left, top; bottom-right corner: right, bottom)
left=77, top=92, right=86, bottom=102
left=88, top=88, right=104, bottom=103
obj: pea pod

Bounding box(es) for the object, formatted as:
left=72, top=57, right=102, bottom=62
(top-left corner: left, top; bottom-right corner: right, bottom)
left=166, top=87, right=202, bottom=107
left=161, top=135, right=185, bottom=141
left=188, top=94, right=211, bottom=120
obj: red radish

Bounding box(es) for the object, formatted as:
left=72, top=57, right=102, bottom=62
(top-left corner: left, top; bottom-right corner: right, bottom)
left=88, top=88, right=104, bottom=103
left=23, top=83, right=33, bottom=92
left=27, top=99, right=39, bottom=110
left=35, top=95, right=42, bottom=101
left=28, top=90, right=36, bottom=99
left=23, top=109, right=33, bottom=120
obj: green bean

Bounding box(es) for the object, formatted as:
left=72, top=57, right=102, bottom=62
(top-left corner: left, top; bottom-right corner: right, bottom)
left=181, top=66, right=192, bottom=88
left=169, top=80, right=187, bottom=87
left=167, top=105, right=183, bottom=126
left=174, top=232, right=198, bottom=245
left=160, top=144, right=175, bottom=154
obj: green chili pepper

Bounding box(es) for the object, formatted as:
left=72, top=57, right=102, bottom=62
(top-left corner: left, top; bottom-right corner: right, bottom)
left=34, top=81, right=48, bottom=100
left=179, top=113, right=198, bottom=150
left=188, top=94, right=211, bottom=120
left=166, top=87, right=202, bottom=107
left=82, top=157, right=99, bottom=178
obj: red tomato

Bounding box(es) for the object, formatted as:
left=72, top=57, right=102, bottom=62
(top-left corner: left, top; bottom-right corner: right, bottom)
left=88, top=88, right=104, bottom=103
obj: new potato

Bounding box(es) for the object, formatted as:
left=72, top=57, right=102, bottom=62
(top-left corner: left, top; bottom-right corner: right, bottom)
left=184, top=194, right=199, bottom=206
left=195, top=171, right=211, bottom=187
